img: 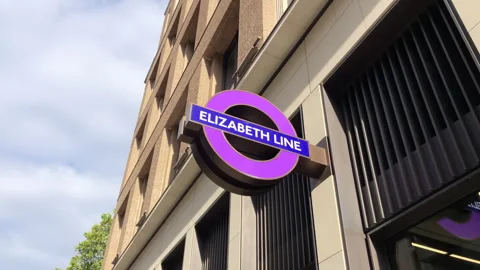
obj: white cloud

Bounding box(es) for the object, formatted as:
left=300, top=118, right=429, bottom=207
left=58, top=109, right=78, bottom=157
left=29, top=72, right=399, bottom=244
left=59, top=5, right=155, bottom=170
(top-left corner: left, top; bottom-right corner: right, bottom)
left=0, top=161, right=117, bottom=203
left=0, top=161, right=119, bottom=269
left=0, top=0, right=167, bottom=174
left=0, top=0, right=167, bottom=268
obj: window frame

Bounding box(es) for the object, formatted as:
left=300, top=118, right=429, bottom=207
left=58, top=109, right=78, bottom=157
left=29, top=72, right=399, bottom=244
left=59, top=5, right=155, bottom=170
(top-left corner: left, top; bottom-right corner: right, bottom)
left=222, top=33, right=239, bottom=90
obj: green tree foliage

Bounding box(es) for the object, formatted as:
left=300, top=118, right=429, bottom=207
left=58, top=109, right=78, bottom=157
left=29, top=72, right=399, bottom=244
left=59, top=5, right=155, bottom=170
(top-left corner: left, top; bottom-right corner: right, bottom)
left=63, top=213, right=113, bottom=270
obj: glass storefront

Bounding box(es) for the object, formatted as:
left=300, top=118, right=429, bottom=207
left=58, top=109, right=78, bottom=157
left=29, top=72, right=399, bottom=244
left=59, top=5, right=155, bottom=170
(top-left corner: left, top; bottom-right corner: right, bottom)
left=388, top=190, right=480, bottom=269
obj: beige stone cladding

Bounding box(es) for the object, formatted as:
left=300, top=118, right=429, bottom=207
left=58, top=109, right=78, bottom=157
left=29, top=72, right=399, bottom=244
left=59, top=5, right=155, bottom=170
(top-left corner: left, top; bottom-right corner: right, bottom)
left=103, top=0, right=480, bottom=270
left=102, top=0, right=280, bottom=268
left=128, top=174, right=225, bottom=270
left=452, top=0, right=480, bottom=50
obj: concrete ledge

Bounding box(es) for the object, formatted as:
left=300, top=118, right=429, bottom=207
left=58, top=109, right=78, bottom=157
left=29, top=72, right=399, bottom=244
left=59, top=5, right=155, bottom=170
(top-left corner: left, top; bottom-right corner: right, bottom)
left=113, top=154, right=201, bottom=270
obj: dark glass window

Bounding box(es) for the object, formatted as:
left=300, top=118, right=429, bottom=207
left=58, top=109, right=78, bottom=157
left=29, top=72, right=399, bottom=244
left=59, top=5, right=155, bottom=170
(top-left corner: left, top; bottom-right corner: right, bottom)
left=222, top=34, right=238, bottom=90
left=168, top=117, right=183, bottom=184
left=388, top=189, right=480, bottom=269
left=183, top=42, right=194, bottom=70
left=196, top=193, right=230, bottom=270
left=135, top=119, right=146, bottom=149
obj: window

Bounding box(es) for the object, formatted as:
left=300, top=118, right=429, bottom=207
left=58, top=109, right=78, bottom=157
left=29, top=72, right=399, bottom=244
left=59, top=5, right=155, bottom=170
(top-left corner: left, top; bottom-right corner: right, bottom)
left=115, top=197, right=129, bottom=257
left=149, top=60, right=159, bottom=90
left=169, top=35, right=176, bottom=48
left=136, top=172, right=149, bottom=228
left=251, top=109, right=317, bottom=270
left=196, top=193, right=230, bottom=270
left=176, top=117, right=184, bottom=141
left=161, top=239, right=185, bottom=270
left=167, top=11, right=180, bottom=49
left=135, top=119, right=147, bottom=149
left=156, top=68, right=169, bottom=120
left=156, top=95, right=165, bottom=115
left=168, top=116, right=184, bottom=184
left=222, top=34, right=238, bottom=90
left=118, top=207, right=126, bottom=234
left=388, top=189, right=480, bottom=269
left=180, top=5, right=199, bottom=72
left=205, top=56, right=222, bottom=96
left=139, top=173, right=148, bottom=201
left=183, top=42, right=194, bottom=71
left=171, top=114, right=191, bottom=177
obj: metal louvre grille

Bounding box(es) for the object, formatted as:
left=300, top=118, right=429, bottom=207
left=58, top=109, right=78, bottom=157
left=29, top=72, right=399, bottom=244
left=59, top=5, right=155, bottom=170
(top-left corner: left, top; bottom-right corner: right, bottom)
left=161, top=239, right=185, bottom=270
left=252, top=175, right=316, bottom=270
left=252, top=109, right=316, bottom=270
left=342, top=0, right=480, bottom=229
left=196, top=193, right=230, bottom=270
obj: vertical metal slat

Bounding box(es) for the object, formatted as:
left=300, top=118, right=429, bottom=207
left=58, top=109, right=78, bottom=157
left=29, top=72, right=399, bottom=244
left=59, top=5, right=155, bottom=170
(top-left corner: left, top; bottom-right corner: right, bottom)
left=426, top=10, right=480, bottom=163
left=418, top=17, right=476, bottom=167
left=403, top=30, right=456, bottom=179
left=373, top=63, right=412, bottom=210
left=378, top=58, right=416, bottom=205
left=349, top=91, right=380, bottom=223
left=384, top=51, right=425, bottom=198
left=391, top=42, right=441, bottom=192
left=358, top=76, right=395, bottom=215
left=343, top=101, right=370, bottom=226
left=411, top=23, right=467, bottom=174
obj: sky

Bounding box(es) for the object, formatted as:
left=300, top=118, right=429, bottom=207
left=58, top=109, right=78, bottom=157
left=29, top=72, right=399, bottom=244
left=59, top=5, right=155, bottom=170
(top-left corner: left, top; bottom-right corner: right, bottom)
left=0, top=0, right=167, bottom=269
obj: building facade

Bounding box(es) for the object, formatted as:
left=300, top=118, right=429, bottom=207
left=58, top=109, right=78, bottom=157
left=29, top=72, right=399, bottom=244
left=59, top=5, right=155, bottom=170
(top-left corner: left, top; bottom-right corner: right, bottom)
left=102, top=0, right=480, bottom=269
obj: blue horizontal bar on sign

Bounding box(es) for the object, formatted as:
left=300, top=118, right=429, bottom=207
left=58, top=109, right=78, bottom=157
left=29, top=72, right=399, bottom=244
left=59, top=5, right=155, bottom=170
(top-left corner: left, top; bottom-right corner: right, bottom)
left=189, top=104, right=310, bottom=157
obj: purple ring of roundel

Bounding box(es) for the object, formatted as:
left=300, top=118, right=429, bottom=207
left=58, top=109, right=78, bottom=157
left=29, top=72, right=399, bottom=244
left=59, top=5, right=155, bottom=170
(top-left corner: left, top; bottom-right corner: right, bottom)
left=203, top=90, right=299, bottom=180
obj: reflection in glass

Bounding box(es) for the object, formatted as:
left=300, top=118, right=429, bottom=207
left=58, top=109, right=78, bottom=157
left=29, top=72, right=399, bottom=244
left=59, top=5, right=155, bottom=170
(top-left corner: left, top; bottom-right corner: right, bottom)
left=389, top=190, right=480, bottom=269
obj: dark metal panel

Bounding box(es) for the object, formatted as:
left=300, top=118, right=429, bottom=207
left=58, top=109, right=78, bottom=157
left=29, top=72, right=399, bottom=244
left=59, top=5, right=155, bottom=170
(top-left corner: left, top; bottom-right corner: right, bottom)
left=384, top=52, right=424, bottom=200
left=410, top=20, right=467, bottom=174
left=280, top=180, right=288, bottom=270
left=358, top=77, right=396, bottom=216
left=389, top=44, right=439, bottom=193
left=354, top=81, right=388, bottom=216
left=377, top=60, right=413, bottom=207
left=196, top=193, right=229, bottom=270
left=365, top=67, right=407, bottom=211
left=437, top=3, right=480, bottom=98
left=400, top=35, right=455, bottom=184
left=252, top=173, right=317, bottom=270
left=358, top=76, right=395, bottom=216
left=417, top=16, right=476, bottom=169
left=348, top=90, right=380, bottom=224
left=403, top=31, right=457, bottom=180
left=436, top=6, right=480, bottom=156
left=426, top=8, right=480, bottom=163
left=266, top=187, right=273, bottom=269
left=295, top=175, right=305, bottom=268
left=245, top=109, right=317, bottom=270
left=343, top=101, right=370, bottom=226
